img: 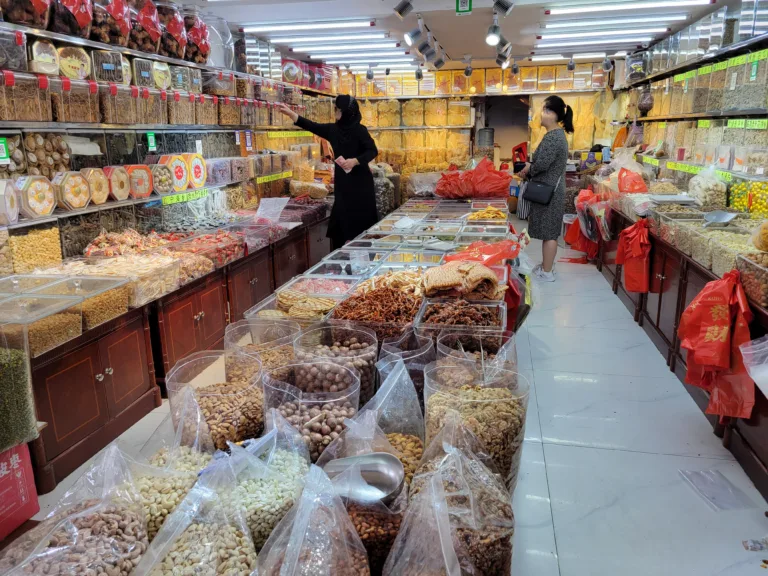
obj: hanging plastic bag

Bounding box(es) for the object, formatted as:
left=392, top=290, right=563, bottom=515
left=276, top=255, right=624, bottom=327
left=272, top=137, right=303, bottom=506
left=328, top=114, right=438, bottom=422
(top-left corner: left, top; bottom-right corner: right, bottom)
left=589, top=199, right=613, bottom=241
left=400, top=421, right=515, bottom=575
left=262, top=363, right=361, bottom=462
left=133, top=458, right=258, bottom=576
left=424, top=359, right=530, bottom=491
left=257, top=465, right=371, bottom=575
left=678, top=270, right=755, bottom=420
left=0, top=444, right=149, bottom=575
left=575, top=188, right=600, bottom=242
left=367, top=359, right=426, bottom=485
left=618, top=167, right=648, bottom=193
left=468, top=157, right=513, bottom=198
left=616, top=218, right=651, bottom=293
left=379, top=329, right=436, bottom=413
left=225, top=434, right=309, bottom=551
left=242, top=406, right=312, bottom=465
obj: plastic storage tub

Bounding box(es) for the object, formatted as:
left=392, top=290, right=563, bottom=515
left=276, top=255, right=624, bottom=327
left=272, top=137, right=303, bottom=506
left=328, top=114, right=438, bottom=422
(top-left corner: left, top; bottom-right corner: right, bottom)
left=0, top=294, right=83, bottom=357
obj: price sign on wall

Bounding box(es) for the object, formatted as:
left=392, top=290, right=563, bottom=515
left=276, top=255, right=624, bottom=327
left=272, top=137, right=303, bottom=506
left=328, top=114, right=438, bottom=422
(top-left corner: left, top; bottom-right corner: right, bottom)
left=456, top=0, right=472, bottom=14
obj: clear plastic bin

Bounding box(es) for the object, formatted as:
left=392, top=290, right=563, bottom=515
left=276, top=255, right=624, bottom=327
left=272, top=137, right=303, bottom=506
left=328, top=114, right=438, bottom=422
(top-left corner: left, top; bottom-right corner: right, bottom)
left=306, top=260, right=376, bottom=277
left=168, top=90, right=196, bottom=125
left=15, top=175, right=56, bottom=219
left=415, top=298, right=506, bottom=337
left=30, top=276, right=130, bottom=330
left=202, top=70, right=235, bottom=96
left=0, top=274, right=63, bottom=294
left=693, top=66, right=711, bottom=113
left=0, top=71, right=50, bottom=122
left=166, top=349, right=263, bottom=450
left=384, top=250, right=444, bottom=264
left=195, top=93, right=217, bottom=125
left=138, top=87, right=167, bottom=124
left=0, top=180, right=20, bottom=226
left=0, top=294, right=83, bottom=357
left=737, top=254, right=768, bottom=307
left=52, top=171, right=91, bottom=210
left=244, top=293, right=340, bottom=328
left=323, top=248, right=391, bottom=263
left=223, top=318, right=300, bottom=374
left=277, top=275, right=358, bottom=298
left=98, top=83, right=138, bottom=124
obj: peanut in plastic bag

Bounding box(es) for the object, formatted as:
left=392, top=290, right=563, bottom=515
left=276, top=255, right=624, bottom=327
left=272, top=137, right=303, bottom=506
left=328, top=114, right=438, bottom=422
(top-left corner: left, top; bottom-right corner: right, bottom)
left=256, top=465, right=371, bottom=576
left=388, top=414, right=514, bottom=576
left=0, top=444, right=149, bottom=576
left=133, top=458, right=258, bottom=576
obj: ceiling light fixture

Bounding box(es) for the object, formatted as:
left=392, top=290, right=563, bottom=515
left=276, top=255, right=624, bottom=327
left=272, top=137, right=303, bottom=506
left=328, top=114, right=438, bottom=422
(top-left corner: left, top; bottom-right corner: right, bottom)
left=545, top=1, right=711, bottom=16
left=502, top=57, right=511, bottom=70
left=574, top=52, right=607, bottom=59
left=543, top=14, right=688, bottom=28
left=291, top=42, right=399, bottom=52
left=486, top=12, right=501, bottom=46
left=463, top=54, right=472, bottom=77
left=495, top=55, right=506, bottom=67
left=536, top=37, right=653, bottom=48
left=242, top=20, right=374, bottom=33
left=271, top=33, right=386, bottom=43
left=493, top=0, right=514, bottom=16
left=349, top=63, right=418, bottom=71
left=417, top=31, right=433, bottom=55
left=613, top=50, right=628, bottom=57
left=311, top=51, right=408, bottom=59
left=530, top=54, right=565, bottom=61
left=538, top=27, right=668, bottom=40
left=385, top=67, right=391, bottom=75
left=512, top=60, right=519, bottom=74
left=324, top=57, right=414, bottom=65
left=496, top=34, right=512, bottom=54
left=433, top=46, right=446, bottom=69
left=404, top=15, right=424, bottom=46
left=393, top=0, right=413, bottom=19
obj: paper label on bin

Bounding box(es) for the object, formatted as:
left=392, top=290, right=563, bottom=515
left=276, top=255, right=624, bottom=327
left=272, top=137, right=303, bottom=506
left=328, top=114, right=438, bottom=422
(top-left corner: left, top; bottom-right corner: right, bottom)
left=147, top=132, right=156, bottom=152
left=0, top=138, right=8, bottom=166
left=195, top=140, right=203, bottom=154
left=245, top=131, right=253, bottom=151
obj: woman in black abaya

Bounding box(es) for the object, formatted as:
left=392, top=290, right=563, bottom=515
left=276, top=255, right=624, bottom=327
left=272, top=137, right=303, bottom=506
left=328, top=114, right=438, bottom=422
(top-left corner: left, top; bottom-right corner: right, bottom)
left=277, top=96, right=379, bottom=249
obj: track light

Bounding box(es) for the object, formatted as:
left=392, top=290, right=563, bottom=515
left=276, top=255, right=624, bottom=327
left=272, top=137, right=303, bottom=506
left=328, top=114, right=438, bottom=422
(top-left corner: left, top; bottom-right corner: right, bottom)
left=393, top=0, right=413, bottom=20
left=493, top=0, right=514, bottom=16
left=495, top=55, right=506, bottom=67
left=404, top=16, right=424, bottom=46
left=464, top=65, right=472, bottom=77
left=432, top=46, right=446, bottom=69
left=486, top=13, right=501, bottom=46
left=567, top=57, right=575, bottom=71
left=385, top=67, right=391, bottom=75
left=602, top=57, right=613, bottom=71
left=496, top=34, right=512, bottom=55
left=417, top=31, right=432, bottom=56
left=502, top=58, right=510, bottom=70
left=416, top=68, right=423, bottom=80
left=512, top=60, right=519, bottom=74
left=462, top=54, right=472, bottom=77
left=366, top=67, right=374, bottom=80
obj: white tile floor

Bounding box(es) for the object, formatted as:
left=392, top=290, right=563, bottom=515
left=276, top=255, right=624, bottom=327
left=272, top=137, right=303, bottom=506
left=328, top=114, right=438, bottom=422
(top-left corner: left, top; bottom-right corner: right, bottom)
left=34, top=233, right=768, bottom=575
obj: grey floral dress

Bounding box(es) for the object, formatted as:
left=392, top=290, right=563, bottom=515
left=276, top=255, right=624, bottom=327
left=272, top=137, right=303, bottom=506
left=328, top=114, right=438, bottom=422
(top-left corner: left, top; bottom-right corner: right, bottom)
left=527, top=128, right=568, bottom=241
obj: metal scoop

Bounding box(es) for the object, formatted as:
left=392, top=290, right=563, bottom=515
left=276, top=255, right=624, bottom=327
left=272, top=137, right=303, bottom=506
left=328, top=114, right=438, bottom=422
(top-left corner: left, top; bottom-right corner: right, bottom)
left=323, top=452, right=405, bottom=504
left=703, top=210, right=738, bottom=228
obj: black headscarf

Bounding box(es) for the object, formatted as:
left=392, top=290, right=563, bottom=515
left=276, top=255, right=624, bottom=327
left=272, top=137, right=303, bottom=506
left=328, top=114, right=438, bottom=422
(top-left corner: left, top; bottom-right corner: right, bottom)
left=335, top=95, right=362, bottom=144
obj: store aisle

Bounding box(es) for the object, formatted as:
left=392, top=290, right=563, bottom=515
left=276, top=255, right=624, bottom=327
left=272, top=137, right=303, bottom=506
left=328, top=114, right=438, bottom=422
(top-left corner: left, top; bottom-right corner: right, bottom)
left=514, top=234, right=768, bottom=576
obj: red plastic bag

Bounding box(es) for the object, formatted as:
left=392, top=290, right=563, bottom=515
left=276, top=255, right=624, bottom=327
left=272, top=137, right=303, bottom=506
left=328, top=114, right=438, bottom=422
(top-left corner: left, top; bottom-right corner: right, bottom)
left=564, top=220, right=599, bottom=259
left=618, top=167, right=648, bottom=193
left=468, top=157, right=512, bottom=198
left=434, top=171, right=462, bottom=198
left=443, top=240, right=522, bottom=266
left=678, top=270, right=755, bottom=420
left=616, top=219, right=651, bottom=293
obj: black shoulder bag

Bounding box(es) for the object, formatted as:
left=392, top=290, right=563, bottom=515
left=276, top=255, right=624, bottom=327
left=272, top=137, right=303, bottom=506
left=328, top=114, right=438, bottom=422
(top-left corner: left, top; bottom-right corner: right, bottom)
left=523, top=173, right=563, bottom=206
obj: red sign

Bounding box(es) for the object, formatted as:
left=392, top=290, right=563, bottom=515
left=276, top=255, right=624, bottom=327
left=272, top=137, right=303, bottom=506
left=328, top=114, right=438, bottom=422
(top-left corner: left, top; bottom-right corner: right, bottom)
left=0, top=444, right=39, bottom=541
left=105, top=0, right=129, bottom=36
left=137, top=0, right=161, bottom=42
left=164, top=8, right=187, bottom=48
left=61, top=0, right=93, bottom=29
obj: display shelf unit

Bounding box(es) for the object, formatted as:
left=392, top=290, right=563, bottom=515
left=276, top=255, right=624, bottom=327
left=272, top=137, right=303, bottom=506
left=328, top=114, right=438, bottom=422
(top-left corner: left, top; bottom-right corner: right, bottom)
left=361, top=88, right=601, bottom=100
left=625, top=31, right=768, bottom=89
left=374, top=125, right=474, bottom=130
left=636, top=112, right=768, bottom=122
left=0, top=122, right=256, bottom=131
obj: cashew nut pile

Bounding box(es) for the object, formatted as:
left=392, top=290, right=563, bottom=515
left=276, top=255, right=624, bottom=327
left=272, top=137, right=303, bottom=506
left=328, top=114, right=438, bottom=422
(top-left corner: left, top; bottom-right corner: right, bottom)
left=227, top=449, right=309, bottom=550
left=135, top=471, right=199, bottom=542
left=148, top=446, right=213, bottom=473
left=147, top=521, right=257, bottom=576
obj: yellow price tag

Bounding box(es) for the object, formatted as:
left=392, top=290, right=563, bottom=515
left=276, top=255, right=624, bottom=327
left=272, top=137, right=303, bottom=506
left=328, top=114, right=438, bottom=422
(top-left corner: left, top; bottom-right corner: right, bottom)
left=267, top=131, right=312, bottom=138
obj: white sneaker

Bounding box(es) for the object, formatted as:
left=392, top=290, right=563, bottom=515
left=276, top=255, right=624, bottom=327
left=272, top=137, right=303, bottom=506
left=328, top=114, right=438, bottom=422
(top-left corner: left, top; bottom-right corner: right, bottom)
left=534, top=267, right=556, bottom=282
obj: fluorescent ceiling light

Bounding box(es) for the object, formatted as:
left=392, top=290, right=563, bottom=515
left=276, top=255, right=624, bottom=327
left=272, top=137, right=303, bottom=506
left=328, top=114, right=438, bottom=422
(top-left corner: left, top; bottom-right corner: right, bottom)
left=311, top=51, right=407, bottom=59
left=242, top=20, right=374, bottom=33
left=530, top=55, right=565, bottom=61
left=613, top=51, right=628, bottom=56
left=543, top=14, right=688, bottom=28
left=546, top=1, right=711, bottom=16
left=539, top=27, right=667, bottom=39
left=324, top=57, right=414, bottom=65
left=350, top=64, right=417, bottom=70
left=291, top=42, right=398, bottom=52
left=537, top=37, right=653, bottom=48
left=271, top=33, right=386, bottom=43
left=574, top=52, right=607, bottom=59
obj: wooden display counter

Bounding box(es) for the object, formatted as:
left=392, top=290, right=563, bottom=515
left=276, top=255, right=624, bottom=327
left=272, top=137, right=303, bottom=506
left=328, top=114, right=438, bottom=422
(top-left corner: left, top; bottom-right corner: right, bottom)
left=28, top=216, right=331, bottom=493
left=600, top=211, right=768, bottom=500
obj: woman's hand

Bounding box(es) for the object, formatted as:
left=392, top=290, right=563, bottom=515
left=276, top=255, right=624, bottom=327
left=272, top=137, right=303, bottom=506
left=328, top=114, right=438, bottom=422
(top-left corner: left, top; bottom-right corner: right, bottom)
left=517, top=162, right=531, bottom=177
left=276, top=103, right=298, bottom=123
left=337, top=157, right=359, bottom=172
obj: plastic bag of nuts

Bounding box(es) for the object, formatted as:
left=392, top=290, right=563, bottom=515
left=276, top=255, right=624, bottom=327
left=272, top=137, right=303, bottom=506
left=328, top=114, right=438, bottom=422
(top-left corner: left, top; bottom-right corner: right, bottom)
left=436, top=328, right=517, bottom=372
left=263, top=366, right=361, bottom=463
left=224, top=318, right=300, bottom=378
left=0, top=444, right=149, bottom=576
left=224, top=426, right=309, bottom=551
left=294, top=322, right=379, bottom=405
left=256, top=464, right=371, bottom=576
left=128, top=0, right=161, bottom=54
left=167, top=350, right=264, bottom=451
left=133, top=458, right=257, bottom=576
left=154, top=0, right=186, bottom=59
left=384, top=429, right=514, bottom=576
left=91, top=0, right=130, bottom=46
left=424, top=358, right=530, bottom=492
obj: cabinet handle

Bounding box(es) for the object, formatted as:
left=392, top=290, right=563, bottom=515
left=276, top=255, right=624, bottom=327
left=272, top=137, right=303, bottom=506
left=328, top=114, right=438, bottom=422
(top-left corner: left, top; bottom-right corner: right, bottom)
left=199, top=311, right=205, bottom=319
left=249, top=277, right=258, bottom=285
left=104, top=367, right=114, bottom=375
left=659, top=275, right=666, bottom=281
left=95, top=373, right=104, bottom=382
left=289, top=254, right=297, bottom=261
left=193, top=312, right=202, bottom=322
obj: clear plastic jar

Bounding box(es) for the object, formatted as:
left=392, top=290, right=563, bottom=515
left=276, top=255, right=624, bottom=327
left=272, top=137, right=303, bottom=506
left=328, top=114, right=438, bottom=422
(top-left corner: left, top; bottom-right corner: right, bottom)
left=155, top=0, right=186, bottom=59
left=128, top=0, right=161, bottom=54
left=91, top=0, right=130, bottom=46
left=0, top=0, right=51, bottom=29
left=182, top=5, right=209, bottom=64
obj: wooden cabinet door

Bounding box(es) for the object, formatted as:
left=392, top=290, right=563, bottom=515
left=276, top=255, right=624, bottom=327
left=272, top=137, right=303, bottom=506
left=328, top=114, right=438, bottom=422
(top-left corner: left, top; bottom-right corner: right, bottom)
left=658, top=248, right=682, bottom=345
left=159, top=290, right=199, bottom=373
left=33, top=341, right=108, bottom=460
left=273, top=234, right=308, bottom=288
left=307, top=218, right=331, bottom=267
left=99, top=314, right=152, bottom=418
left=196, top=275, right=228, bottom=349
left=645, top=248, right=666, bottom=326
left=227, top=250, right=272, bottom=322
